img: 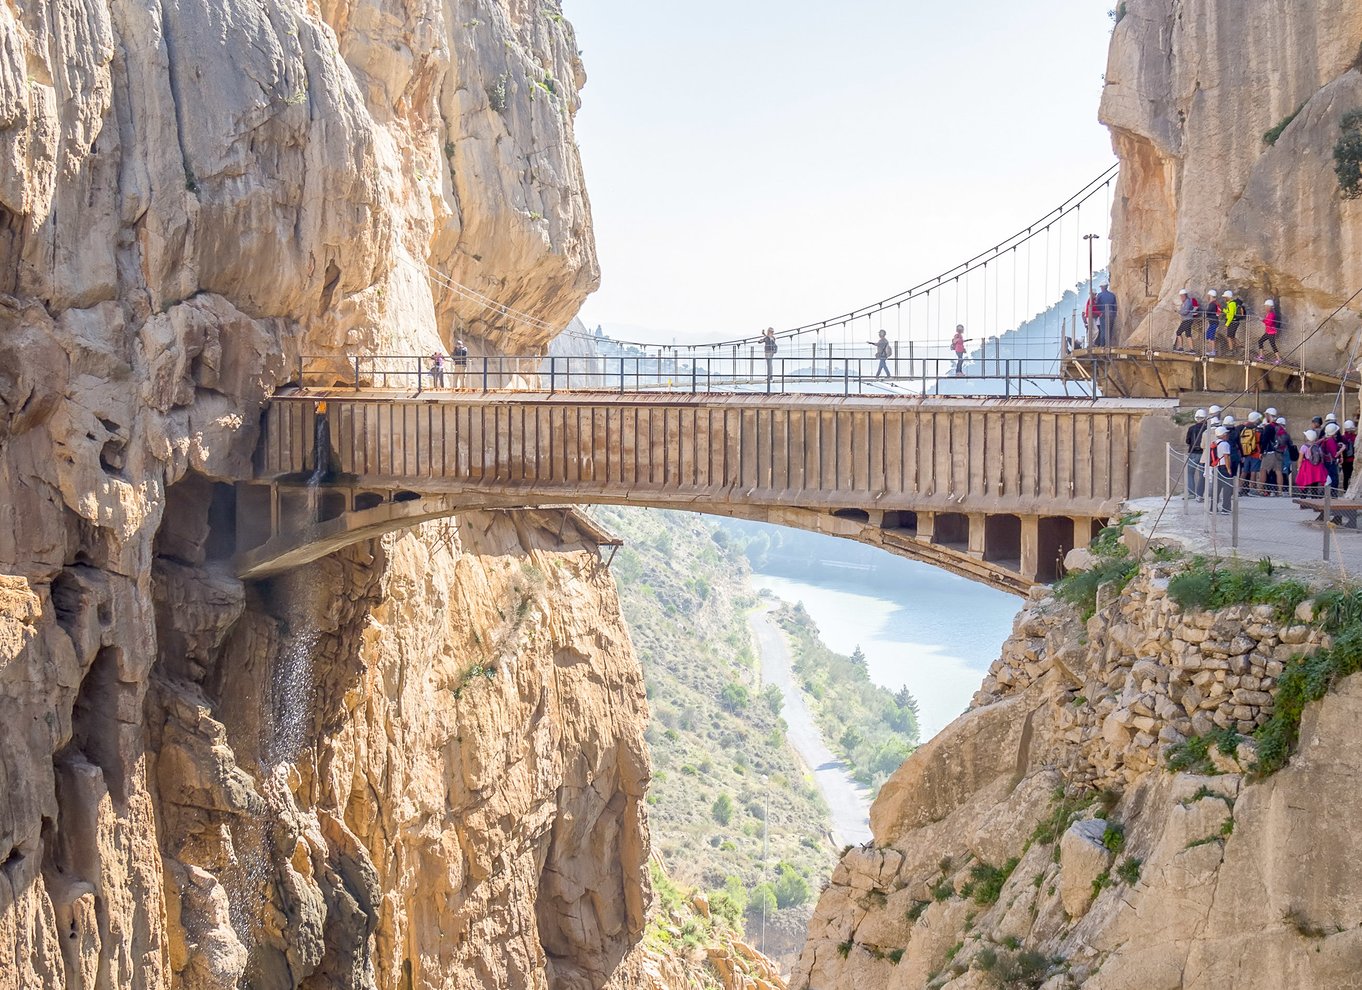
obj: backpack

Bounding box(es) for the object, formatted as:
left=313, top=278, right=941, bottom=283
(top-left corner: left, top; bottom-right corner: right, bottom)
left=1239, top=426, right=1260, bottom=457
left=1307, top=443, right=1324, bottom=466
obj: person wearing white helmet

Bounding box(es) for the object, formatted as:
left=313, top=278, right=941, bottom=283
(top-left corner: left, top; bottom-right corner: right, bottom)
left=1326, top=412, right=1337, bottom=423
left=1186, top=409, right=1209, bottom=499
left=1344, top=420, right=1358, bottom=490
left=1258, top=408, right=1285, bottom=495
left=1211, top=425, right=1235, bottom=513
left=1277, top=417, right=1295, bottom=491
left=1239, top=411, right=1264, bottom=494
left=1173, top=288, right=1201, bottom=351
left=1256, top=298, right=1281, bottom=363
left=1209, top=403, right=1222, bottom=417
left=1204, top=290, right=1221, bottom=356
left=1297, top=428, right=1329, bottom=494
left=1323, top=423, right=1343, bottom=492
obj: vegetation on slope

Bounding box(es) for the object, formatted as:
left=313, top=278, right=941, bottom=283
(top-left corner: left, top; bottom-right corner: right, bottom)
left=591, top=506, right=832, bottom=933
left=773, top=602, right=920, bottom=789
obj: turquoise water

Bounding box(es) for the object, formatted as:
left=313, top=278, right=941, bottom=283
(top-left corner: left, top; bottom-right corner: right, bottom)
left=749, top=561, right=1018, bottom=740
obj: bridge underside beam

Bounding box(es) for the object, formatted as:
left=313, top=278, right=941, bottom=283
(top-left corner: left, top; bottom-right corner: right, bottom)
left=235, top=483, right=1107, bottom=596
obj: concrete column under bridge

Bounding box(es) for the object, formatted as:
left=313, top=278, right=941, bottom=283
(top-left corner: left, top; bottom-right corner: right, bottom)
left=236, top=391, right=1180, bottom=592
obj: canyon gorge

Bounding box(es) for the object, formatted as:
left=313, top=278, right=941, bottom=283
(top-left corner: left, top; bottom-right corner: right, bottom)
left=5, top=0, right=1362, bottom=988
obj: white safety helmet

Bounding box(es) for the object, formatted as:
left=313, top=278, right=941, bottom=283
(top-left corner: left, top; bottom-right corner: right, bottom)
left=1326, top=412, right=1337, bottom=422
left=1326, top=423, right=1341, bottom=436
left=1265, top=299, right=1275, bottom=307
left=1347, top=421, right=1357, bottom=430
left=1305, top=429, right=1318, bottom=442
left=1209, top=404, right=1222, bottom=415
left=1179, top=288, right=1189, bottom=296
left=1215, top=426, right=1229, bottom=438
left=1195, top=408, right=1207, bottom=420
left=1265, top=407, right=1279, bottom=417
left=1208, top=290, right=1220, bottom=299
left=1249, top=411, right=1263, bottom=422
left=1277, top=417, right=1287, bottom=427
left=1224, top=290, right=1235, bottom=299
left=1208, top=417, right=1221, bottom=427
left=1223, top=415, right=1236, bottom=426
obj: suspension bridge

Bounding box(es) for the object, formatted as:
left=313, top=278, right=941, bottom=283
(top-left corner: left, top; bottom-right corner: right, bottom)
left=230, top=165, right=1354, bottom=592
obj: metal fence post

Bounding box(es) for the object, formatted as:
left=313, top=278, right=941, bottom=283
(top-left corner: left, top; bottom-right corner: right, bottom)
left=1324, top=486, right=1333, bottom=562
left=353, top=356, right=361, bottom=390
left=1232, top=480, right=1240, bottom=549
left=1166, top=443, right=1172, bottom=502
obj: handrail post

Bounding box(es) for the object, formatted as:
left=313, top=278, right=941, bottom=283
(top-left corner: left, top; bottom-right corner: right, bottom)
left=1232, top=479, right=1240, bottom=550
left=482, top=357, right=489, bottom=392
left=353, top=356, right=361, bottom=390
left=1324, top=486, right=1333, bottom=562
left=549, top=356, right=557, bottom=394
left=619, top=357, right=625, bottom=394
left=844, top=359, right=850, bottom=395
left=692, top=358, right=698, bottom=394
left=416, top=357, right=423, bottom=396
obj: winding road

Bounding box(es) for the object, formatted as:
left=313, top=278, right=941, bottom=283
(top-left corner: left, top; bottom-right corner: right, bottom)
left=748, top=605, right=873, bottom=846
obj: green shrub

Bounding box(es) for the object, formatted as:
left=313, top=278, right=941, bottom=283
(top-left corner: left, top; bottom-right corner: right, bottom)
left=964, top=858, right=1019, bottom=906
left=888, top=947, right=905, bottom=964
left=979, top=947, right=1049, bottom=989
left=907, top=899, right=930, bottom=922
left=837, top=940, right=853, bottom=959
left=1031, top=789, right=1095, bottom=846
left=1101, top=823, right=1125, bottom=855
left=711, top=794, right=733, bottom=825
left=1116, top=857, right=1142, bottom=885
left=1165, top=727, right=1242, bottom=774
left=774, top=861, right=811, bottom=909
left=1166, top=557, right=1308, bottom=617
left=1055, top=555, right=1138, bottom=620
left=1335, top=109, right=1362, bottom=199
left=930, top=877, right=955, bottom=902
left=1264, top=103, right=1306, bottom=146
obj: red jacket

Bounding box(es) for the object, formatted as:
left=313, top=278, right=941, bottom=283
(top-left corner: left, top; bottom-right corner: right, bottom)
left=1263, top=310, right=1279, bottom=334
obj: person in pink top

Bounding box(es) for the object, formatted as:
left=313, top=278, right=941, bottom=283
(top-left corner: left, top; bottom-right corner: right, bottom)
left=1255, top=299, right=1282, bottom=363
left=1295, top=429, right=1330, bottom=494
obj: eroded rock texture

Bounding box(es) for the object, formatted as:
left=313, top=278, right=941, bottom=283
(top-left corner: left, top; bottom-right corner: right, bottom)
left=792, top=563, right=1362, bottom=990
left=1101, top=0, right=1362, bottom=366
left=0, top=2, right=656, bottom=988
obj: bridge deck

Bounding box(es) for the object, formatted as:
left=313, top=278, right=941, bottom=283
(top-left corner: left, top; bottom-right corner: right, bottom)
left=261, top=389, right=1175, bottom=519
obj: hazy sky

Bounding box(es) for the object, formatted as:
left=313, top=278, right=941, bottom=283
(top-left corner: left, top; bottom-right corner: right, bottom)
left=562, top=0, right=1118, bottom=344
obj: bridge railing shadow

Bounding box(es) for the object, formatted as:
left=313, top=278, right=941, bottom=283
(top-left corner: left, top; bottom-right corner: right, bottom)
left=294, top=353, right=1083, bottom=398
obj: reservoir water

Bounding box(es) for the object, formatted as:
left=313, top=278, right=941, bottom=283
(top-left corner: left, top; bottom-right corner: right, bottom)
left=732, top=525, right=1020, bottom=740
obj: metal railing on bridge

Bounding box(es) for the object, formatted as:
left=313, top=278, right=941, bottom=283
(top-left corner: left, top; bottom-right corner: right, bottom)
left=295, top=348, right=1087, bottom=398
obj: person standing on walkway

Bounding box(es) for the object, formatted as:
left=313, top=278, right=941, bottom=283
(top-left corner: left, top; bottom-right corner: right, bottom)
left=1173, top=289, right=1200, bottom=351
left=451, top=338, right=469, bottom=388
left=429, top=350, right=446, bottom=388
left=762, top=327, right=778, bottom=384
left=1323, top=422, right=1343, bottom=492
left=1343, top=420, right=1357, bottom=491
left=951, top=326, right=968, bottom=375
left=1296, top=430, right=1329, bottom=495
left=1212, top=426, right=1235, bottom=513
left=1278, top=418, right=1296, bottom=491
left=870, top=330, right=892, bottom=378
left=1186, top=409, right=1208, bottom=499
left=1222, top=291, right=1244, bottom=356
left=1256, top=299, right=1282, bottom=362
left=1239, top=411, right=1263, bottom=494
left=1095, top=282, right=1118, bottom=346
left=1260, top=408, right=1284, bottom=495
left=1203, top=290, right=1221, bottom=356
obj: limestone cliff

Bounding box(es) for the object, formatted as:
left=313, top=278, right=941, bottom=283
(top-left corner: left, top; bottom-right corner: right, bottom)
left=793, top=557, right=1362, bottom=989
left=1101, top=0, right=1362, bottom=366
left=0, top=2, right=666, bottom=988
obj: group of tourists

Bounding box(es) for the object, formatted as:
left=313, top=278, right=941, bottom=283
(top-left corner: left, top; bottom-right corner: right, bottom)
left=1170, top=288, right=1284, bottom=362
left=1185, top=406, right=1356, bottom=511
left=428, top=339, right=470, bottom=388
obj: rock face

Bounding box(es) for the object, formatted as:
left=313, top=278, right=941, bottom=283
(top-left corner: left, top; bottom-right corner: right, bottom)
left=0, top=2, right=667, bottom=988
left=793, top=559, right=1362, bottom=990
left=1101, top=0, right=1362, bottom=367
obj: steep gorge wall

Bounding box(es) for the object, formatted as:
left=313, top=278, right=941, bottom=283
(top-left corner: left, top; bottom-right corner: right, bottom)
left=1102, top=0, right=1362, bottom=366
left=793, top=561, right=1362, bottom=990
left=0, top=2, right=661, bottom=987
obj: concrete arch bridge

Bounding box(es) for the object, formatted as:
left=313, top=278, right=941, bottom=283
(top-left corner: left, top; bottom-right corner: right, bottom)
left=231, top=390, right=1179, bottom=594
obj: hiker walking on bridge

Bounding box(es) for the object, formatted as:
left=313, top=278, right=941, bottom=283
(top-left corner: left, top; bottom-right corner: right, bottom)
left=870, top=330, right=892, bottom=378
left=429, top=350, right=446, bottom=389
left=1256, top=299, right=1282, bottom=363
left=762, top=327, right=778, bottom=384
left=452, top=338, right=469, bottom=388
left=1173, top=289, right=1200, bottom=352
left=1185, top=408, right=1207, bottom=499
left=951, top=325, right=969, bottom=375
left=1203, top=290, right=1221, bottom=356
